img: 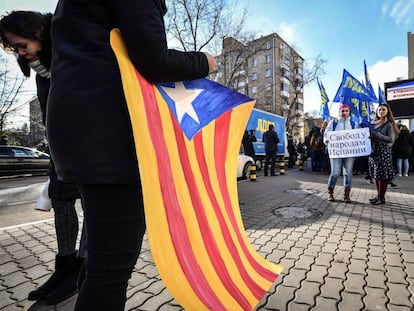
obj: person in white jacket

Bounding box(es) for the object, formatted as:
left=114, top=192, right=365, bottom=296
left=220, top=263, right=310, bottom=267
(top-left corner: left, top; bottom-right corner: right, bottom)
left=323, top=104, right=358, bottom=202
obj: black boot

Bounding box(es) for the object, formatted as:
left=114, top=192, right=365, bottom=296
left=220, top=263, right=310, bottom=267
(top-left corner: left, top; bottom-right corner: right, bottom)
left=45, top=254, right=84, bottom=305
left=370, top=196, right=385, bottom=205
left=27, top=255, right=69, bottom=301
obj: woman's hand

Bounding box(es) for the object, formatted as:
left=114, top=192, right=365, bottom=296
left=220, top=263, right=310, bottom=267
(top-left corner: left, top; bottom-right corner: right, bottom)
left=204, top=52, right=217, bottom=73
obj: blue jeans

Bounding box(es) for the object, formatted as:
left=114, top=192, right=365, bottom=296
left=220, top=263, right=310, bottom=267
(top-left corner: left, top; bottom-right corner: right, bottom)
left=328, top=157, right=355, bottom=188
left=397, top=158, right=409, bottom=175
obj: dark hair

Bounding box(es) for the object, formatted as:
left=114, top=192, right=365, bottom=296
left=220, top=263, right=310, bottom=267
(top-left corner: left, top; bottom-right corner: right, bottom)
left=0, top=11, right=52, bottom=77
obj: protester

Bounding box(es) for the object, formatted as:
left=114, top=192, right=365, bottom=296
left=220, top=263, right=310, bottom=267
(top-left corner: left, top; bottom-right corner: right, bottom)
left=309, top=126, right=324, bottom=172
left=242, top=130, right=257, bottom=160
left=0, top=11, right=87, bottom=305
left=323, top=104, right=358, bottom=203
left=46, top=1, right=216, bottom=309
left=287, top=135, right=297, bottom=168
left=262, top=124, right=280, bottom=176
left=393, top=125, right=414, bottom=176
left=369, top=103, right=399, bottom=204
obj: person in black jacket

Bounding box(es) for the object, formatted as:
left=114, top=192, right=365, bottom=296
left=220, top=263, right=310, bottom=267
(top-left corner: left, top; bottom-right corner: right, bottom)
left=393, top=125, right=414, bottom=176
left=0, top=11, right=86, bottom=305
left=242, top=130, right=257, bottom=160
left=262, top=124, right=280, bottom=176
left=47, top=1, right=216, bottom=310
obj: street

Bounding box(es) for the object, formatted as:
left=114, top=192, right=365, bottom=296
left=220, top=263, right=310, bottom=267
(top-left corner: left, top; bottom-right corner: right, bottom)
left=0, top=175, right=82, bottom=228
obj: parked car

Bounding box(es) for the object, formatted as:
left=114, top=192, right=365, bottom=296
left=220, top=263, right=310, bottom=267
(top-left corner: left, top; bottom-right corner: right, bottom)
left=0, top=145, right=50, bottom=176
left=237, top=154, right=255, bottom=180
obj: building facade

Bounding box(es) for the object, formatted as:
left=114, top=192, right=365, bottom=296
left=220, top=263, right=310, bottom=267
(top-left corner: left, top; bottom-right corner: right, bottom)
left=210, top=33, right=305, bottom=140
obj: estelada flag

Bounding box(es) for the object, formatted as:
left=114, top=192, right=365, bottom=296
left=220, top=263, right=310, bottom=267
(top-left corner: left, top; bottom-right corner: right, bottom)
left=110, top=29, right=282, bottom=311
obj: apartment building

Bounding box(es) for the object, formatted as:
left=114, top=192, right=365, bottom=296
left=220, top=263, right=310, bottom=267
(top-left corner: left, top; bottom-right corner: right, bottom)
left=210, top=33, right=305, bottom=139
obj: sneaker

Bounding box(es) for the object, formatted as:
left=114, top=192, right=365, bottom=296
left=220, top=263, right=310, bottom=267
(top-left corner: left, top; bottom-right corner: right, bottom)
left=389, top=182, right=398, bottom=189
left=397, top=174, right=402, bottom=177
left=404, top=174, right=409, bottom=177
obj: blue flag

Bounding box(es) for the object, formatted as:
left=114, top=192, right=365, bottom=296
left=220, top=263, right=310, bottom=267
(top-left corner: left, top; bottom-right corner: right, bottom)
left=378, top=84, right=387, bottom=105
left=333, top=69, right=377, bottom=103
left=317, top=78, right=330, bottom=121
left=364, top=60, right=378, bottom=101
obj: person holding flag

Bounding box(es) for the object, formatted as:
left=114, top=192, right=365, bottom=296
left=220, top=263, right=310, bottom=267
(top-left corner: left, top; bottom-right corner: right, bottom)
left=46, top=1, right=216, bottom=310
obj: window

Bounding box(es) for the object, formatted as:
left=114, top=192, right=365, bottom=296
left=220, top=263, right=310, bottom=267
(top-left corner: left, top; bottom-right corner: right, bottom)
left=252, top=72, right=258, bottom=80
left=252, top=86, right=258, bottom=94
left=266, top=41, right=271, bottom=49
left=252, top=58, right=258, bottom=67
left=265, top=68, right=271, bottom=77
left=265, top=54, right=271, bottom=63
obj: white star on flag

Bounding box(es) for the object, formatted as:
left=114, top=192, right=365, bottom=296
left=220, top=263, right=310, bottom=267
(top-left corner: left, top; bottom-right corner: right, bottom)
left=161, top=82, right=203, bottom=124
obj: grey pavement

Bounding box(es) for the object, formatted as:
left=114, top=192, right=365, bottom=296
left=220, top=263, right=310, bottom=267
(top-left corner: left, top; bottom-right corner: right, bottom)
left=1, top=168, right=413, bottom=310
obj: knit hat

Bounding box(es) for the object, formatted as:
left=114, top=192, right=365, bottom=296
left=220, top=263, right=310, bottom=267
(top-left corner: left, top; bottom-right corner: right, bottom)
left=339, top=104, right=350, bottom=112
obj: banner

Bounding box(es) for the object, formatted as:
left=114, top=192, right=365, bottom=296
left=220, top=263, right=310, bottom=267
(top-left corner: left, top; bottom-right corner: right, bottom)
left=326, top=128, right=371, bottom=158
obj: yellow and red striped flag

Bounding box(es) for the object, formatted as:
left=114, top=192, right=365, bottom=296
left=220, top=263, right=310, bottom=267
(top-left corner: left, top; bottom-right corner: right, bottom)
left=110, top=29, right=282, bottom=311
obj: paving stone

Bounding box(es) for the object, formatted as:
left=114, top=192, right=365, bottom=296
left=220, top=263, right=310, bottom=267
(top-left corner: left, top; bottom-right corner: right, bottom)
left=365, top=269, right=387, bottom=289
left=9, top=280, right=36, bottom=301
left=282, top=268, right=307, bottom=288
left=285, top=247, right=304, bottom=261
left=354, top=239, right=369, bottom=249
left=302, top=244, right=323, bottom=258
left=312, top=296, right=337, bottom=310
left=124, top=290, right=153, bottom=310
left=24, top=265, right=51, bottom=280
left=265, top=285, right=296, bottom=310
left=0, top=290, right=16, bottom=309
left=320, top=277, right=344, bottom=300
left=401, top=251, right=414, bottom=263
left=0, top=252, right=13, bottom=265
left=387, top=304, right=412, bottom=311
left=314, top=252, right=334, bottom=267
left=2, top=271, right=28, bottom=288
left=386, top=266, right=408, bottom=284
left=320, top=242, right=338, bottom=254
left=367, top=256, right=386, bottom=271
left=293, top=280, right=320, bottom=306
left=384, top=242, right=401, bottom=254
left=287, top=302, right=310, bottom=311
left=385, top=252, right=404, bottom=267
left=343, top=273, right=365, bottom=295
left=351, top=247, right=368, bottom=261
left=306, top=265, right=328, bottom=283
left=0, top=261, right=19, bottom=276
left=386, top=282, right=412, bottom=307
left=278, top=258, right=296, bottom=273
left=347, top=258, right=367, bottom=275
left=294, top=255, right=315, bottom=270
left=368, top=245, right=385, bottom=257
left=338, top=291, right=364, bottom=311
left=400, top=241, right=414, bottom=252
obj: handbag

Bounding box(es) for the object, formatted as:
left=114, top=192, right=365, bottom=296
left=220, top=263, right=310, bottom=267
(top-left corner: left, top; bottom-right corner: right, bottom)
left=35, top=179, right=52, bottom=212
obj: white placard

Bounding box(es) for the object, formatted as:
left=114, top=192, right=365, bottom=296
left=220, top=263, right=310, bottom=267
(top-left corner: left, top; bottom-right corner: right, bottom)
left=326, top=128, right=371, bottom=159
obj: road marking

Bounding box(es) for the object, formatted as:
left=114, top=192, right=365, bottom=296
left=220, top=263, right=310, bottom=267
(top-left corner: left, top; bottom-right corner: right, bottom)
left=0, top=218, right=54, bottom=231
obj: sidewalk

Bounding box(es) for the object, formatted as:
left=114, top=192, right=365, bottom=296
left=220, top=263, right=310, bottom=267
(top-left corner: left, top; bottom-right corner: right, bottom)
left=1, top=168, right=413, bottom=310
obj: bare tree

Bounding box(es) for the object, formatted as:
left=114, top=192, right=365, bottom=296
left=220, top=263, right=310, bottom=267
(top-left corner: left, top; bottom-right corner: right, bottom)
left=0, top=56, right=33, bottom=133
left=165, top=0, right=251, bottom=54
left=284, top=53, right=327, bottom=136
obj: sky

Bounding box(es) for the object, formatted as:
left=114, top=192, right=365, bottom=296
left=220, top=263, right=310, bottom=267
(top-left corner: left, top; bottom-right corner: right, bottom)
left=1, top=0, right=413, bottom=125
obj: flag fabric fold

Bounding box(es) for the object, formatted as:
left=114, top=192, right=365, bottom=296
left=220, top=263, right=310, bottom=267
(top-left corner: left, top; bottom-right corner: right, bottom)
left=317, top=78, right=330, bottom=121
left=378, top=84, right=387, bottom=105
left=110, top=29, right=282, bottom=311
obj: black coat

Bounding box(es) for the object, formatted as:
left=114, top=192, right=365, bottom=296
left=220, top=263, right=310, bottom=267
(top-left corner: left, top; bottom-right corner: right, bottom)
left=263, top=130, right=279, bottom=152
left=48, top=0, right=209, bottom=183
left=393, top=129, right=414, bottom=159
left=17, top=14, right=79, bottom=200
